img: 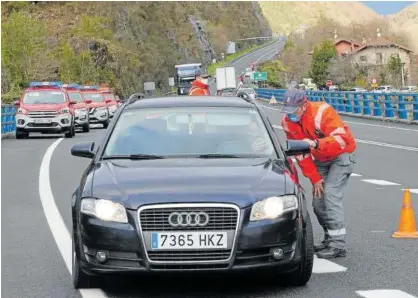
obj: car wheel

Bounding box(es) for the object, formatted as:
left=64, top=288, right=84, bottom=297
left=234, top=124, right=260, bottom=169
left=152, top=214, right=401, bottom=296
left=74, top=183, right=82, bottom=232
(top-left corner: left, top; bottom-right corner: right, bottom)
left=72, top=236, right=98, bottom=289
left=65, top=125, right=75, bottom=138
left=82, top=124, right=90, bottom=133
left=16, top=129, right=28, bottom=139
left=281, top=213, right=314, bottom=287
left=102, top=120, right=109, bottom=129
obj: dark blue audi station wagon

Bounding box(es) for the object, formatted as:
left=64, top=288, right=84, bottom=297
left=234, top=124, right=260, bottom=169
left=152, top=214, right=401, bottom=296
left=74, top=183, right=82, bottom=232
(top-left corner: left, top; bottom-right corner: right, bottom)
left=71, top=95, right=314, bottom=289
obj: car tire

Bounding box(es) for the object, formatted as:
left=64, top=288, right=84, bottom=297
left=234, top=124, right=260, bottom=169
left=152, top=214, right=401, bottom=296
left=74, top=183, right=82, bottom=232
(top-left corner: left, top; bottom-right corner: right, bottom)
left=102, top=120, right=109, bottom=129
left=280, top=213, right=314, bottom=287
left=65, top=125, right=75, bottom=138
left=72, top=237, right=99, bottom=289
left=82, top=124, right=90, bottom=133
left=16, top=129, right=28, bottom=139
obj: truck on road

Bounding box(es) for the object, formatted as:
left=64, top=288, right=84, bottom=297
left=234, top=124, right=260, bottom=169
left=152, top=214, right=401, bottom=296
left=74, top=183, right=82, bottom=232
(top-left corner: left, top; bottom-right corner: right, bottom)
left=174, top=63, right=202, bottom=95
left=215, top=67, right=237, bottom=96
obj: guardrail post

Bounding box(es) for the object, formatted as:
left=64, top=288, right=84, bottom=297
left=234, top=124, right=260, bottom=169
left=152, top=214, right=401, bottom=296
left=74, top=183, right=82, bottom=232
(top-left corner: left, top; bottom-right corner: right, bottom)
left=345, top=92, right=353, bottom=113
left=412, top=94, right=418, bottom=121
left=1, top=104, right=17, bottom=136
left=397, top=94, right=407, bottom=120
left=362, top=93, right=370, bottom=115
left=353, top=93, right=360, bottom=114
left=372, top=94, right=382, bottom=117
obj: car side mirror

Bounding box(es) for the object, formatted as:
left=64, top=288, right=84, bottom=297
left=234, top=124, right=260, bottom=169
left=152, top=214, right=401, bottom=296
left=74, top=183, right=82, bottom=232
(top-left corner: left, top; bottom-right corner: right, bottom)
left=105, top=99, right=111, bottom=104
left=284, top=140, right=311, bottom=156
left=84, top=99, right=92, bottom=104
left=13, top=100, right=20, bottom=107
left=71, top=142, right=95, bottom=159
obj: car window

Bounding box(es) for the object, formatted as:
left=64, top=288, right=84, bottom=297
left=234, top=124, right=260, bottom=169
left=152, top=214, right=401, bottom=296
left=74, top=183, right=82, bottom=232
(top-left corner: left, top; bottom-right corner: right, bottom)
left=23, top=91, right=66, bottom=104
left=103, top=93, right=115, bottom=101
left=103, top=107, right=277, bottom=158
left=82, top=93, right=103, bottom=102
left=68, top=92, right=84, bottom=103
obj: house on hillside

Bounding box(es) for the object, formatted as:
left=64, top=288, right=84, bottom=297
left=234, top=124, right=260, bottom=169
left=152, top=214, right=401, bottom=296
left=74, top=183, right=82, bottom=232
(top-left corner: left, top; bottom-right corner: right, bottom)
left=349, top=39, right=414, bottom=85
left=307, top=38, right=361, bottom=56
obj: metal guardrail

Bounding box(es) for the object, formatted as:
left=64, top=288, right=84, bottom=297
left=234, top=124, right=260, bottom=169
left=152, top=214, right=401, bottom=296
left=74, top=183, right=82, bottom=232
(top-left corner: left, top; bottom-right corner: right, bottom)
left=1, top=104, right=17, bottom=136
left=255, top=88, right=418, bottom=122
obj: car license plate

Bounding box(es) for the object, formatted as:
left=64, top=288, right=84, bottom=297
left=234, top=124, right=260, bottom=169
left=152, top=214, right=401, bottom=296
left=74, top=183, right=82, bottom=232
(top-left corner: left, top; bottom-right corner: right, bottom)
left=151, top=232, right=227, bottom=250
left=34, top=119, right=52, bottom=124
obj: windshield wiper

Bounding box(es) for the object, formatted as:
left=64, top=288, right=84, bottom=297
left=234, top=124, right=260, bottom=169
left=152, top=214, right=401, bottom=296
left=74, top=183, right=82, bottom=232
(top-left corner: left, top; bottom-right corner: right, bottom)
left=198, top=154, right=241, bottom=159
left=102, top=154, right=165, bottom=160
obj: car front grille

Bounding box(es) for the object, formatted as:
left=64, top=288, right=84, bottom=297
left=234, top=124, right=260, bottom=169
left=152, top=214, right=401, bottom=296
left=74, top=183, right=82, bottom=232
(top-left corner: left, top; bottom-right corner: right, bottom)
left=147, top=250, right=231, bottom=262
left=139, top=206, right=238, bottom=231
left=28, top=110, right=58, bottom=118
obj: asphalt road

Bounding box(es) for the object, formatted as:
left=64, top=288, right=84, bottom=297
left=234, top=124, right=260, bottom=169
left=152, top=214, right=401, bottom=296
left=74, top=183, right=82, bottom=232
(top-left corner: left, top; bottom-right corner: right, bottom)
left=3, top=39, right=418, bottom=298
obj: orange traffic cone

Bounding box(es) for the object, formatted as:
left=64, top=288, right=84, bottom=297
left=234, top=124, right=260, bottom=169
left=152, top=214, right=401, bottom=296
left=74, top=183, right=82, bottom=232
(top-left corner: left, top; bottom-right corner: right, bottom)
left=392, top=189, right=418, bottom=238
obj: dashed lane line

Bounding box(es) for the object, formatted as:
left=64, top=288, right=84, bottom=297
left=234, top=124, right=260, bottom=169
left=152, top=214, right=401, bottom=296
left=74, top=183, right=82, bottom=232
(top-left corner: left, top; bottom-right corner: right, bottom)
left=39, top=138, right=108, bottom=298
left=271, top=124, right=418, bottom=152
left=356, top=290, right=417, bottom=298
left=361, top=179, right=401, bottom=186
left=312, top=255, right=347, bottom=274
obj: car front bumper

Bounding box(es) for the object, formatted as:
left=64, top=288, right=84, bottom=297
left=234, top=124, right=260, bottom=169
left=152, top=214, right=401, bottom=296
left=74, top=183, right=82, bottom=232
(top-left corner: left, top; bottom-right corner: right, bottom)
left=16, top=114, right=73, bottom=133
left=76, top=204, right=303, bottom=275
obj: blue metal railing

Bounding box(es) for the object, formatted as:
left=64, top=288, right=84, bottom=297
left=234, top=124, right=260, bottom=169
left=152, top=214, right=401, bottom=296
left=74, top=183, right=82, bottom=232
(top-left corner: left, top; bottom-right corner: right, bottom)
left=1, top=104, right=17, bottom=135
left=255, top=88, right=418, bottom=122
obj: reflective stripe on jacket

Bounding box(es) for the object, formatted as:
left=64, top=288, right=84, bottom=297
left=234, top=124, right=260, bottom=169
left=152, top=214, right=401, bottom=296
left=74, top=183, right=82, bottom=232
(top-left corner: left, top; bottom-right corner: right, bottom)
left=281, top=101, right=356, bottom=184
left=188, top=81, right=210, bottom=95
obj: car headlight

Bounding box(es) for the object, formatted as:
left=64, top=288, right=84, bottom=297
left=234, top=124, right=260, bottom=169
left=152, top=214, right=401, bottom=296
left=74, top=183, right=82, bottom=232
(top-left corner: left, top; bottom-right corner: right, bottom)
left=60, top=108, right=70, bottom=114
left=17, top=108, right=27, bottom=115
left=76, top=108, right=87, bottom=114
left=250, top=195, right=298, bottom=221
left=80, top=198, right=128, bottom=223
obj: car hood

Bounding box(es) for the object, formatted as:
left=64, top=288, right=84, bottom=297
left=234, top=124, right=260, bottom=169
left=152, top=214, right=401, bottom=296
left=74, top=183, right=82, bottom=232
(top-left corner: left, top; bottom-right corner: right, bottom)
left=21, top=103, right=67, bottom=110
left=89, top=158, right=296, bottom=210
left=87, top=102, right=107, bottom=108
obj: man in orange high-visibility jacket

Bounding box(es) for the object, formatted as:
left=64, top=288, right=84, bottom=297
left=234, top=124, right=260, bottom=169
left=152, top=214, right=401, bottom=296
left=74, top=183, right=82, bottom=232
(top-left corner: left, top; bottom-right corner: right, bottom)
left=188, top=71, right=211, bottom=96
left=281, top=89, right=356, bottom=259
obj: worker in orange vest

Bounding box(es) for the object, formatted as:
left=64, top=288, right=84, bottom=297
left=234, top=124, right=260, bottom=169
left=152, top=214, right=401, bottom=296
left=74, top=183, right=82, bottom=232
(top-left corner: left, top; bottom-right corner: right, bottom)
left=281, top=89, right=356, bottom=259
left=188, top=70, right=211, bottom=96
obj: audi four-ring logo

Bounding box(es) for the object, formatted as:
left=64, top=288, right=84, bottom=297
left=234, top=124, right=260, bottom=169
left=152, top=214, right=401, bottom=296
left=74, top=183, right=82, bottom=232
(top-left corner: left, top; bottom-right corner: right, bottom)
left=168, top=212, right=210, bottom=227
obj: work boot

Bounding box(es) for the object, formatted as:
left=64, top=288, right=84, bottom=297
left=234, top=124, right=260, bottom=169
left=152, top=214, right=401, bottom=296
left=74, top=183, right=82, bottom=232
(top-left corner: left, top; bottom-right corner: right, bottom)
left=316, top=247, right=346, bottom=259
left=314, top=241, right=329, bottom=252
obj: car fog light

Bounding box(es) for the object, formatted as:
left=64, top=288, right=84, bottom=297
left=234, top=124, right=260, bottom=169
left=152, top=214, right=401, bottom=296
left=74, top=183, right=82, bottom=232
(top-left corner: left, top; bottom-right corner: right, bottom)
left=96, top=250, right=108, bottom=263
left=271, top=248, right=284, bottom=260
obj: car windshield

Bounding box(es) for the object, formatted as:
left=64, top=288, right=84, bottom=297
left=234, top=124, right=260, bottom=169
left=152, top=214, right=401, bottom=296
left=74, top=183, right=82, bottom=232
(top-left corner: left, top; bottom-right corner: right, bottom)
left=68, top=92, right=84, bottom=103
left=82, top=93, right=103, bottom=102
left=240, top=89, right=255, bottom=94
left=177, top=66, right=200, bottom=76
left=23, top=91, right=66, bottom=104
left=103, top=93, right=115, bottom=101
left=104, top=107, right=277, bottom=158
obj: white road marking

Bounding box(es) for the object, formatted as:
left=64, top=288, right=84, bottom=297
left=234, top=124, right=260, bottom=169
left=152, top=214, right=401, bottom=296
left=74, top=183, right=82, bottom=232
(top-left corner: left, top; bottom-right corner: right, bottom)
left=351, top=173, right=362, bottom=177
left=355, top=139, right=418, bottom=152
left=312, top=255, right=347, bottom=273
left=272, top=124, right=418, bottom=152
left=261, top=104, right=418, bottom=132
left=402, top=189, right=418, bottom=194
left=356, top=289, right=417, bottom=298
left=39, top=138, right=108, bottom=298
left=343, top=121, right=418, bottom=132
left=361, top=179, right=401, bottom=186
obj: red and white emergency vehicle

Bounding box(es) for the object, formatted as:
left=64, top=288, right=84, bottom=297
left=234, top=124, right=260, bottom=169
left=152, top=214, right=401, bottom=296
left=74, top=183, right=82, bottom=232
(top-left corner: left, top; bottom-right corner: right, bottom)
left=80, top=85, right=110, bottom=129
left=62, top=83, right=90, bottom=133
left=14, top=81, right=76, bottom=139
left=99, top=86, right=119, bottom=118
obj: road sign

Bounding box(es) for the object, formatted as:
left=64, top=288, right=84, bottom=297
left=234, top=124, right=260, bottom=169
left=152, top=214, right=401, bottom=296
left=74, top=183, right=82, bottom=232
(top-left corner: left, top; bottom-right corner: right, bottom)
left=144, top=82, right=155, bottom=91
left=326, top=80, right=332, bottom=87
left=372, top=78, right=377, bottom=84
left=168, top=77, right=175, bottom=87
left=252, top=72, right=267, bottom=81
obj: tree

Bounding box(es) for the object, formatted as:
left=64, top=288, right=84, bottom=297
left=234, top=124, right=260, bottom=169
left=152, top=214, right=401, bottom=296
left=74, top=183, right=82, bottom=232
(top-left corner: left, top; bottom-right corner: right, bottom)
left=308, top=39, right=337, bottom=87
left=1, top=11, right=46, bottom=91
left=386, top=53, right=403, bottom=88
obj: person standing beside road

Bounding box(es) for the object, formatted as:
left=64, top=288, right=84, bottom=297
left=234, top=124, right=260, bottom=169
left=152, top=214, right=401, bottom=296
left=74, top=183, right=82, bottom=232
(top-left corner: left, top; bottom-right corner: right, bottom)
left=280, top=89, right=356, bottom=259
left=188, top=70, right=211, bottom=95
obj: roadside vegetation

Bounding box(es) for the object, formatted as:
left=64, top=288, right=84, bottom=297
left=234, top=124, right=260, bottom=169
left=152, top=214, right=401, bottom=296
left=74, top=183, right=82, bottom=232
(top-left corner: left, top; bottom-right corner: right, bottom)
left=1, top=1, right=271, bottom=102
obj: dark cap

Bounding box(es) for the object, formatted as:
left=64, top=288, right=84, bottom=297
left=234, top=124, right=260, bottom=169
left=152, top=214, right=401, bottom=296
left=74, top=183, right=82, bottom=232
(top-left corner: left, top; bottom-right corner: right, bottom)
left=195, top=69, right=211, bottom=79
left=281, top=89, right=307, bottom=114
